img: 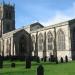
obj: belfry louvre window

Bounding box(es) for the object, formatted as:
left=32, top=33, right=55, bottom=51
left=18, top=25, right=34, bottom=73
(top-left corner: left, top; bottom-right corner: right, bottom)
left=38, top=33, right=43, bottom=51
left=47, top=31, right=53, bottom=50
left=57, top=29, right=65, bottom=50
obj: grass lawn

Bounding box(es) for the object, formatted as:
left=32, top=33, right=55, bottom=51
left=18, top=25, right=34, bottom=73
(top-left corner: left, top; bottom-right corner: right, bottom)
left=0, top=61, right=75, bottom=75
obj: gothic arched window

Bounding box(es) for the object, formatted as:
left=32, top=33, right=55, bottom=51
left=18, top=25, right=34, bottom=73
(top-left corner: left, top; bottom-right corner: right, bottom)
left=6, top=38, right=11, bottom=56
left=0, top=41, right=1, bottom=54
left=32, top=35, right=35, bottom=51
left=57, top=29, right=65, bottom=50
left=38, top=33, right=43, bottom=51
left=47, top=31, right=53, bottom=50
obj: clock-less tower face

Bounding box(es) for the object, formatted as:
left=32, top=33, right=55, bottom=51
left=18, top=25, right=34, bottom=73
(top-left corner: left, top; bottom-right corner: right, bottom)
left=0, top=4, right=15, bottom=35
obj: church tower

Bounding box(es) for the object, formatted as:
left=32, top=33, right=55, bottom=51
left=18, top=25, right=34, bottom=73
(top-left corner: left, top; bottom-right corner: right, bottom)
left=0, top=2, right=15, bottom=36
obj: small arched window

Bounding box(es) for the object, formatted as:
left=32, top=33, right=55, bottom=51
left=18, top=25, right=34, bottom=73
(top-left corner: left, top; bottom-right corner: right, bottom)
left=38, top=33, right=43, bottom=51
left=57, top=29, right=65, bottom=50
left=47, top=31, right=53, bottom=50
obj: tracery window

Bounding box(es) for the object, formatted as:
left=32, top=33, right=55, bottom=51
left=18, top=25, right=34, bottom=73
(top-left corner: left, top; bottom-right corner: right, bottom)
left=72, top=29, right=75, bottom=50
left=38, top=33, right=43, bottom=51
left=47, top=31, right=53, bottom=50
left=32, top=35, right=35, bottom=51
left=6, top=39, right=11, bottom=55
left=0, top=9, right=2, bottom=19
left=57, top=29, right=65, bottom=50
left=0, top=41, right=1, bottom=54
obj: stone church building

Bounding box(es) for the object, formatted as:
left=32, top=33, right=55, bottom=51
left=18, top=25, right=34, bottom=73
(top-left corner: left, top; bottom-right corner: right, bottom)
left=0, top=3, right=75, bottom=61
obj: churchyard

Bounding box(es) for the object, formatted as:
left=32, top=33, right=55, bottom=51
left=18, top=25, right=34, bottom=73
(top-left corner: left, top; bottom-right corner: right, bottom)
left=0, top=56, right=75, bottom=75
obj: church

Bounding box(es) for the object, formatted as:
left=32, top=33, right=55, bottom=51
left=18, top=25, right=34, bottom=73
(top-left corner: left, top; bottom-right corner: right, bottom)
left=0, top=2, right=75, bottom=61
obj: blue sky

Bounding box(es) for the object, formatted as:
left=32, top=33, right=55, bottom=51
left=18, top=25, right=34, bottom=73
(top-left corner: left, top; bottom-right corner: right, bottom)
left=0, top=0, right=75, bottom=28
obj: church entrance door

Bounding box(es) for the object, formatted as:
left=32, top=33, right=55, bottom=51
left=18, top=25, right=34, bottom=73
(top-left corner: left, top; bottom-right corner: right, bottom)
left=19, top=35, right=27, bottom=56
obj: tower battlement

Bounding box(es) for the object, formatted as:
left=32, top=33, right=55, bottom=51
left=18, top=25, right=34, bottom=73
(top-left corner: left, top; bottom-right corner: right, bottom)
left=0, top=0, right=15, bottom=7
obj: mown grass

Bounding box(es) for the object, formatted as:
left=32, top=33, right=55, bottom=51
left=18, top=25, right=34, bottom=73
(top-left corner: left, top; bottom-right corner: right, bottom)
left=0, top=61, right=75, bottom=75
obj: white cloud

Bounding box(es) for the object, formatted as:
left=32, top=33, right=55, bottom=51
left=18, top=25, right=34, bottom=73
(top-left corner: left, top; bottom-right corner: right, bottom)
left=41, top=2, right=75, bottom=26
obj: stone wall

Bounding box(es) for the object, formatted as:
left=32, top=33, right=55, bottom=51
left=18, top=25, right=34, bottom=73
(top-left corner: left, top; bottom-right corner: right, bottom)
left=31, top=21, right=72, bottom=61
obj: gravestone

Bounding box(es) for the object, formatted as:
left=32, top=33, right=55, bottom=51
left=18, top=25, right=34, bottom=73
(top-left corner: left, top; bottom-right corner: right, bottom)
left=44, top=56, right=47, bottom=62
left=55, top=57, right=58, bottom=64
left=51, top=55, right=54, bottom=62
left=26, top=56, right=31, bottom=69
left=49, top=57, right=51, bottom=62
left=41, top=58, right=43, bottom=61
left=37, top=56, right=40, bottom=63
left=65, top=56, right=68, bottom=62
left=37, top=64, right=44, bottom=75
left=11, top=62, right=15, bottom=68
left=61, top=57, right=63, bottom=63
left=0, top=55, right=3, bottom=68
